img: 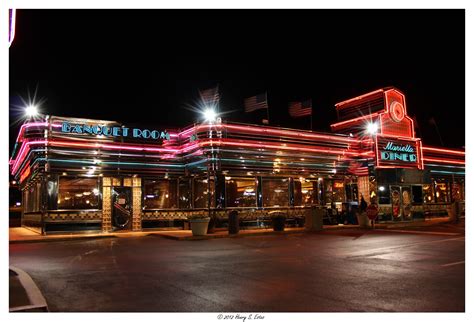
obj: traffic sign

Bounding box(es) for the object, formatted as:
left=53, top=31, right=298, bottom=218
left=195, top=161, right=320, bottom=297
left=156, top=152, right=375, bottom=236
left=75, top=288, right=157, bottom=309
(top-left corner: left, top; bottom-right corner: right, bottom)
left=367, top=204, right=379, bottom=220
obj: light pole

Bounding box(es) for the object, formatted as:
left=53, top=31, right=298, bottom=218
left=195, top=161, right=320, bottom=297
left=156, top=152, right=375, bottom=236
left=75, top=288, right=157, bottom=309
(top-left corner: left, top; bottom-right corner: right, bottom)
left=203, top=108, right=217, bottom=219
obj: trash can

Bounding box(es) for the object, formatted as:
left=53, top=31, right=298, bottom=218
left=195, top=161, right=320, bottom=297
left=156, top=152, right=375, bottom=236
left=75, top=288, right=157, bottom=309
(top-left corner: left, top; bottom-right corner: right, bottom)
left=305, top=206, right=324, bottom=231
left=228, top=210, right=239, bottom=234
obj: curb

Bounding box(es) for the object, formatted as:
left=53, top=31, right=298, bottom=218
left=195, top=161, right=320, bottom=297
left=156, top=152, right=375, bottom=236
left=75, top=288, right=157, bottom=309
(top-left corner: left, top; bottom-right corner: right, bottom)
left=9, top=266, right=48, bottom=312
left=9, top=219, right=454, bottom=243
left=9, top=234, right=118, bottom=244
left=159, top=229, right=311, bottom=241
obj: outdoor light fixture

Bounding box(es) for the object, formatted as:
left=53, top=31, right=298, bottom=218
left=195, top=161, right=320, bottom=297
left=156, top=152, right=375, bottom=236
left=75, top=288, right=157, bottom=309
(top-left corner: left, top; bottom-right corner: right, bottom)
left=25, top=105, right=38, bottom=117
left=379, top=186, right=385, bottom=191
left=366, top=122, right=378, bottom=135
left=203, top=108, right=217, bottom=123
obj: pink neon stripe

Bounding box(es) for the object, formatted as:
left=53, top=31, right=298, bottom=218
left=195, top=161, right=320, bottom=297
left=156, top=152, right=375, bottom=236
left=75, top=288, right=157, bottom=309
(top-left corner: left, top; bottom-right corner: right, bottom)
left=50, top=140, right=180, bottom=153
left=330, top=112, right=380, bottom=129
left=423, top=158, right=465, bottom=165
left=14, top=122, right=48, bottom=144
left=197, top=139, right=365, bottom=157
left=11, top=140, right=48, bottom=174
left=422, top=146, right=465, bottom=155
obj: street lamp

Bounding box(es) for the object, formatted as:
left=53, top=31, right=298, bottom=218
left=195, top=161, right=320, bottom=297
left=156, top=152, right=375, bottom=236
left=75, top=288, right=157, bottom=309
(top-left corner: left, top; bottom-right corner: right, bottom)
left=366, top=122, right=378, bottom=135
left=203, top=108, right=217, bottom=123
left=25, top=105, right=39, bottom=118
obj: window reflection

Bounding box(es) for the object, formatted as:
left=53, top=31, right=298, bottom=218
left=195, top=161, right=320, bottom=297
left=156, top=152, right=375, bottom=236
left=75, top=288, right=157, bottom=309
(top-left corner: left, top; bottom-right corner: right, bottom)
left=144, top=179, right=177, bottom=209
left=225, top=177, right=256, bottom=207
left=294, top=178, right=317, bottom=206
left=423, top=184, right=434, bottom=203
left=178, top=179, right=191, bottom=208
left=194, top=178, right=215, bottom=208
left=262, top=178, right=289, bottom=207
left=58, top=177, right=100, bottom=209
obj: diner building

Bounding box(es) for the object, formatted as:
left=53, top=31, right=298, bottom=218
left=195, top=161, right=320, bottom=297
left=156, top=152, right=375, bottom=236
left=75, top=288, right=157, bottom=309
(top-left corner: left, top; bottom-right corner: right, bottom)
left=10, top=87, right=465, bottom=234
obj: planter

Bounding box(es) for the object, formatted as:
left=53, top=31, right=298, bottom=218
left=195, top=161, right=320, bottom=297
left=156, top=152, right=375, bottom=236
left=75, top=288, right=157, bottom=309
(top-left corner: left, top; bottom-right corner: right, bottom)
left=190, top=218, right=210, bottom=236
left=357, top=214, right=370, bottom=228
left=271, top=215, right=286, bottom=232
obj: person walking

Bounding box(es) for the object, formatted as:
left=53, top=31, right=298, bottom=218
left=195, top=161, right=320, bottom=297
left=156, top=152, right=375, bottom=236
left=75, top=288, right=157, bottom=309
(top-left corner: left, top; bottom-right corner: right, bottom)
left=360, top=195, right=368, bottom=215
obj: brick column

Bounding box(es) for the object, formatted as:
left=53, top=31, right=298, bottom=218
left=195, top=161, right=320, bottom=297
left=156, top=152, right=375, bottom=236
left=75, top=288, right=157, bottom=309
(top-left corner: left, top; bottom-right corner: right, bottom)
left=132, top=177, right=142, bottom=231
left=357, top=176, right=370, bottom=204
left=102, top=177, right=112, bottom=232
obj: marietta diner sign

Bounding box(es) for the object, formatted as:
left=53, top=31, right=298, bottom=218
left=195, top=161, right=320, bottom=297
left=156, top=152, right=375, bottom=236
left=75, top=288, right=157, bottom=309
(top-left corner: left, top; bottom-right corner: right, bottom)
left=60, top=122, right=170, bottom=140
left=380, top=141, right=417, bottom=162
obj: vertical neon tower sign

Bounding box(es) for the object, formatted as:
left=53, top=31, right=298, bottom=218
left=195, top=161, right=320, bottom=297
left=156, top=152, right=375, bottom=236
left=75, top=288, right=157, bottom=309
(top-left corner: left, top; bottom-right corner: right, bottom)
left=9, top=9, right=16, bottom=47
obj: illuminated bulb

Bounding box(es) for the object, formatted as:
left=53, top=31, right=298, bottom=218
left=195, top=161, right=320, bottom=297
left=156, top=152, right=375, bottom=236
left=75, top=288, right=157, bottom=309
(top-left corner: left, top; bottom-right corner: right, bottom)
left=379, top=186, right=385, bottom=191
left=25, top=105, right=38, bottom=117
left=366, top=122, right=378, bottom=135
left=203, top=108, right=217, bottom=122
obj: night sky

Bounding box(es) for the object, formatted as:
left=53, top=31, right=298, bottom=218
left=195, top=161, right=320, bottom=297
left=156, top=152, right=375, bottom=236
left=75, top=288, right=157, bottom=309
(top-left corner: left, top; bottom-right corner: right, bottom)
left=9, top=9, right=465, bottom=153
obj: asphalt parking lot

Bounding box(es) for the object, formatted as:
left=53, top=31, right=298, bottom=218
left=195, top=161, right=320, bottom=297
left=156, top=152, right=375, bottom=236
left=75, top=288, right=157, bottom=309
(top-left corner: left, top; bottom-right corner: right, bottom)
left=9, top=226, right=465, bottom=312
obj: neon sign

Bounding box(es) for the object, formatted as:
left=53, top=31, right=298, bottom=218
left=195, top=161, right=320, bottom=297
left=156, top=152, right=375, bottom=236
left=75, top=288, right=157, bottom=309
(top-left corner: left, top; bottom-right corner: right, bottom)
left=60, top=122, right=170, bottom=140
left=380, top=141, right=417, bottom=162
left=376, top=137, right=422, bottom=169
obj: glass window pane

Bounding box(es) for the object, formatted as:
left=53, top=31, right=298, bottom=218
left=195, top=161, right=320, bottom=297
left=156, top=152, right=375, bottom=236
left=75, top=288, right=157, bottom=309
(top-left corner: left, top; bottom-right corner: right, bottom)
left=378, top=185, right=390, bottom=204
left=262, top=178, right=289, bottom=207
left=178, top=179, right=191, bottom=208
left=194, top=178, right=214, bottom=208
left=435, top=181, right=448, bottom=203
left=144, top=179, right=177, bottom=209
left=58, top=177, right=100, bottom=209
left=225, top=177, right=256, bottom=207
left=451, top=181, right=463, bottom=201
left=295, top=178, right=317, bottom=206
left=331, top=180, right=345, bottom=203
left=423, top=184, right=434, bottom=203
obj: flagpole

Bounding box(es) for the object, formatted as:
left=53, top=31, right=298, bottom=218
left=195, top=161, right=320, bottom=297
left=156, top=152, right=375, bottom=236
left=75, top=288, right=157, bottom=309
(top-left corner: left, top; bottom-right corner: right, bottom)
left=265, top=91, right=270, bottom=124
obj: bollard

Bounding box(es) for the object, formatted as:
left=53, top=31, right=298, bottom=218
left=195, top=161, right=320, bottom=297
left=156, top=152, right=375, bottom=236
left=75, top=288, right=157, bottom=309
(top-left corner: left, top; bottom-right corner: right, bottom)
left=228, top=210, right=239, bottom=234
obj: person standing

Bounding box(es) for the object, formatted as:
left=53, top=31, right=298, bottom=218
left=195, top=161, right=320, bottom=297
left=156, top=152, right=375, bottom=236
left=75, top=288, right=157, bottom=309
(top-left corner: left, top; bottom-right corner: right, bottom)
left=360, top=195, right=368, bottom=216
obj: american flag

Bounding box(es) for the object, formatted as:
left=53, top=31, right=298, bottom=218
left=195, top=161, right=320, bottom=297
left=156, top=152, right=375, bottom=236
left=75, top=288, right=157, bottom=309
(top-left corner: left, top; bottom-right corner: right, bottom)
left=199, top=86, right=220, bottom=106
left=244, top=93, right=268, bottom=113
left=288, top=99, right=312, bottom=118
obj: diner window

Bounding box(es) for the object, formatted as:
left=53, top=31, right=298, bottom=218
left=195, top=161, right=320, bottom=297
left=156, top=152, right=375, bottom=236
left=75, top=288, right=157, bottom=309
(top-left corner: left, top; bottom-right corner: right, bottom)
left=262, top=178, right=289, bottom=207
left=58, top=177, right=100, bottom=209
left=23, top=181, right=41, bottom=213
left=225, top=177, right=256, bottom=207
left=294, top=178, right=317, bottom=206
left=451, top=181, right=463, bottom=201
left=434, top=181, right=449, bottom=203
left=345, top=183, right=358, bottom=202
left=378, top=185, right=390, bottom=204
left=194, top=178, right=215, bottom=208
left=423, top=184, right=434, bottom=203
left=178, top=179, right=192, bottom=208
left=144, top=179, right=178, bottom=209
left=326, top=180, right=345, bottom=204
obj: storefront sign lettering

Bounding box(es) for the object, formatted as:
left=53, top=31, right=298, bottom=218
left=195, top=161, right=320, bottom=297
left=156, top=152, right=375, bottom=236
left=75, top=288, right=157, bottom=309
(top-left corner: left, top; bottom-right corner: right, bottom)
left=380, top=141, right=417, bottom=162
left=60, top=122, right=170, bottom=140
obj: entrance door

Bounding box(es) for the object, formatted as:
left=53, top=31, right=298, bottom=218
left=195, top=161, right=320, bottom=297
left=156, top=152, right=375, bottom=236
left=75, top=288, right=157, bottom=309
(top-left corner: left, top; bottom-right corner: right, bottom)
left=390, top=186, right=401, bottom=221
left=401, top=186, right=412, bottom=220
left=112, top=187, right=132, bottom=230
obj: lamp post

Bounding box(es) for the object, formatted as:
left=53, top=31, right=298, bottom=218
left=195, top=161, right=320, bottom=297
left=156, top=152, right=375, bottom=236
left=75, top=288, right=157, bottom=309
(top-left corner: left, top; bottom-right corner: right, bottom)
left=203, top=108, right=217, bottom=219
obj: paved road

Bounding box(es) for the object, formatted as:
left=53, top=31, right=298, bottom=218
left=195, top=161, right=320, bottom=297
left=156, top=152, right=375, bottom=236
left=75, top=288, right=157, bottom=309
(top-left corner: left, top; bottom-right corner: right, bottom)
left=9, top=226, right=465, bottom=312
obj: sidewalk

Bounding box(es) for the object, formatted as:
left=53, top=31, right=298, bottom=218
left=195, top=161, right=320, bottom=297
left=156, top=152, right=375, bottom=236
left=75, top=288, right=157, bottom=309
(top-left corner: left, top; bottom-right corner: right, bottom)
left=9, top=266, right=48, bottom=312
left=9, top=217, right=452, bottom=243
